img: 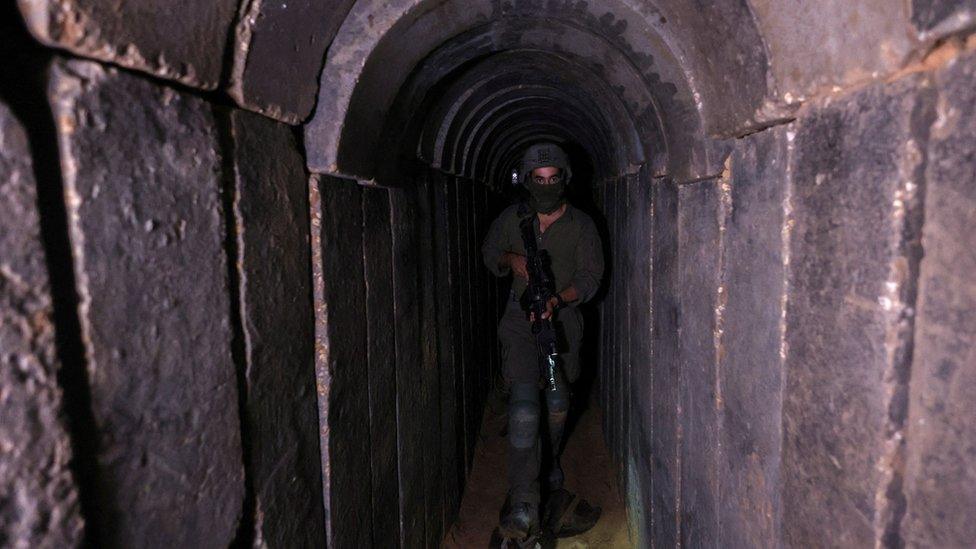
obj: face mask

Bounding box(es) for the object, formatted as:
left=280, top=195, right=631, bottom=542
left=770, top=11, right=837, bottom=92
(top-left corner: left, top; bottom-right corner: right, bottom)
left=527, top=180, right=566, bottom=214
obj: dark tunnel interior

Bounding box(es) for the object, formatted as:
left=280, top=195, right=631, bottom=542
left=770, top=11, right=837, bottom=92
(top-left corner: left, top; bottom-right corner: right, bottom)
left=311, top=13, right=679, bottom=545
left=3, top=0, right=976, bottom=547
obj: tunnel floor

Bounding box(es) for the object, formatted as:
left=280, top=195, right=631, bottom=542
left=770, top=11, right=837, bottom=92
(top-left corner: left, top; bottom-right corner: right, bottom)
left=443, top=389, right=629, bottom=547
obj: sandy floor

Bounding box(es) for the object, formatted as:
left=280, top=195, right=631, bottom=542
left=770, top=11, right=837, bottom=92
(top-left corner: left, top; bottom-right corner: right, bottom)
left=443, top=392, right=632, bottom=548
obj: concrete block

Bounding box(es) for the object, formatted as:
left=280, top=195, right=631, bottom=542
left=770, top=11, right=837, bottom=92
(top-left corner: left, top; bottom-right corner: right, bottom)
left=0, top=100, right=84, bottom=547
left=718, top=126, right=791, bottom=547
left=229, top=0, right=356, bottom=123
left=901, top=50, right=976, bottom=548
left=911, top=0, right=976, bottom=38
left=650, top=177, right=680, bottom=547
left=361, top=186, right=401, bottom=546
left=48, top=58, right=244, bottom=546
left=677, top=178, right=722, bottom=547
left=416, top=177, right=444, bottom=547
left=431, top=175, right=462, bottom=527
left=19, top=0, right=237, bottom=89
left=782, top=75, right=934, bottom=547
left=389, top=186, right=427, bottom=547
left=310, top=175, right=371, bottom=548
left=624, top=173, right=654, bottom=546
left=227, top=110, right=325, bottom=546
left=749, top=0, right=915, bottom=106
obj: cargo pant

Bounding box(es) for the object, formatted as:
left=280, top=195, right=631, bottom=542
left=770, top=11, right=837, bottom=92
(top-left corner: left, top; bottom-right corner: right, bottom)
left=497, top=297, right=583, bottom=506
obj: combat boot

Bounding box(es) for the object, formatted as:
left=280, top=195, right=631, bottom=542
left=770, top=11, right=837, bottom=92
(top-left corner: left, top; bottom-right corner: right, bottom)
left=499, top=499, right=539, bottom=540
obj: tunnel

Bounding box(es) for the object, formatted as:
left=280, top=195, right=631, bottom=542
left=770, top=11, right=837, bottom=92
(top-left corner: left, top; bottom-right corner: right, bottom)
left=2, top=1, right=976, bottom=548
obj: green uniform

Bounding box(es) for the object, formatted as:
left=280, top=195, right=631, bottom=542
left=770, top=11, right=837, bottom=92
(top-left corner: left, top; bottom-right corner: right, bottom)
left=482, top=202, right=604, bottom=509
left=482, top=203, right=604, bottom=383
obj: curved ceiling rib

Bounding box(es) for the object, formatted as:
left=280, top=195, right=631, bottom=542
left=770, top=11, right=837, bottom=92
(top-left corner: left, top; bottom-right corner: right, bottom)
left=304, top=0, right=769, bottom=184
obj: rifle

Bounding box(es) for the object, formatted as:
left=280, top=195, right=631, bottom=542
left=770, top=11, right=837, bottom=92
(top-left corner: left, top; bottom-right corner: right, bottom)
left=517, top=212, right=561, bottom=392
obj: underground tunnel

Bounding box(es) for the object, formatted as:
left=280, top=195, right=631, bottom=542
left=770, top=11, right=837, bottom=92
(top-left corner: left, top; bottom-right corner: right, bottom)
left=2, top=0, right=976, bottom=547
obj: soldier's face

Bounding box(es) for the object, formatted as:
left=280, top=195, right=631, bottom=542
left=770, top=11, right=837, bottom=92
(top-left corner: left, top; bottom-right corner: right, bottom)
left=531, top=166, right=562, bottom=186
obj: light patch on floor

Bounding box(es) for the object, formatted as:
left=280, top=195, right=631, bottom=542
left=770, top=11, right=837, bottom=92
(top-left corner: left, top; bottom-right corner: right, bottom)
left=443, top=394, right=632, bottom=548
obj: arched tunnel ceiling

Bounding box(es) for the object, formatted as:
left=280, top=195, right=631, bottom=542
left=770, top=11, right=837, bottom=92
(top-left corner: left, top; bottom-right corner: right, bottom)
left=304, top=0, right=769, bottom=184
left=414, top=51, right=635, bottom=185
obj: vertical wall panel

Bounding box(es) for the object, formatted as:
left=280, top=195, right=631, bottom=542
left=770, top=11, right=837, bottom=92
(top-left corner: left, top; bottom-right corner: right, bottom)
left=228, top=109, right=326, bottom=547
left=0, top=101, right=83, bottom=547
left=604, top=182, right=617, bottom=452
left=626, top=172, right=655, bottom=545
left=431, top=174, right=462, bottom=527
left=50, top=59, right=243, bottom=547
left=417, top=177, right=444, bottom=547
left=651, top=178, right=681, bottom=547
left=902, top=51, right=976, bottom=548
left=389, top=187, right=427, bottom=547
left=677, top=179, right=722, bottom=547
left=458, top=183, right=480, bottom=462
left=361, top=187, right=401, bottom=547
left=599, top=183, right=610, bottom=424
left=782, top=76, right=933, bottom=547
left=618, top=178, right=632, bottom=480
left=718, top=126, right=791, bottom=547
left=445, top=180, right=470, bottom=470
left=312, top=176, right=371, bottom=547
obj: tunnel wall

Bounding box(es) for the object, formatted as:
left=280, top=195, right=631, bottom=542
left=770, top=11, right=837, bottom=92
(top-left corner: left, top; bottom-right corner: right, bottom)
left=3, top=6, right=501, bottom=545
left=309, top=171, right=502, bottom=547
left=4, top=0, right=976, bottom=547
left=0, top=14, right=329, bottom=544
left=599, top=44, right=976, bottom=548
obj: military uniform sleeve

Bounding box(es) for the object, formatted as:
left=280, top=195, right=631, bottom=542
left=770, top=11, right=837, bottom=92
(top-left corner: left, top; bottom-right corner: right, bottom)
left=571, top=214, right=604, bottom=303
left=482, top=208, right=512, bottom=278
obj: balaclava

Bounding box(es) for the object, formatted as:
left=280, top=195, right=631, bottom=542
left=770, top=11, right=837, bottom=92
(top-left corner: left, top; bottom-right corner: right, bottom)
left=520, top=142, right=572, bottom=214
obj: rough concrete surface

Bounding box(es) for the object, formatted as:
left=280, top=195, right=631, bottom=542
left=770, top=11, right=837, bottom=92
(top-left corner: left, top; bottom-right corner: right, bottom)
left=901, top=50, right=976, bottom=548
left=782, top=75, right=934, bottom=547
left=18, top=0, right=238, bottom=89
left=0, top=100, right=84, bottom=548
left=677, top=180, right=722, bottom=548
left=650, top=178, right=680, bottom=547
left=230, top=0, right=356, bottom=123
left=360, top=187, right=401, bottom=547
left=311, top=176, right=371, bottom=548
left=749, top=0, right=916, bottom=106
left=912, top=0, right=976, bottom=37
left=48, top=58, right=244, bottom=547
left=623, top=173, right=654, bottom=547
left=228, top=110, right=325, bottom=547
left=718, top=127, right=791, bottom=547
left=389, top=186, right=428, bottom=548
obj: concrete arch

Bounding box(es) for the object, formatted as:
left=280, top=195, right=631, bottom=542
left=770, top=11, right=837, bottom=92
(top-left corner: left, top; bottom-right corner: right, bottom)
left=304, top=0, right=769, bottom=183
left=417, top=50, right=642, bottom=182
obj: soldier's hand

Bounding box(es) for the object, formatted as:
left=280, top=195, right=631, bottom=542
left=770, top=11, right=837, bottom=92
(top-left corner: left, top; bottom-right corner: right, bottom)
left=541, top=296, right=558, bottom=320
left=505, top=253, right=529, bottom=279
left=531, top=296, right=560, bottom=322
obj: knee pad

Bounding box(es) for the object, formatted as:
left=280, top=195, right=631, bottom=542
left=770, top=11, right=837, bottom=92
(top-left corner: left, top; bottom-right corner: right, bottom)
left=545, top=385, right=570, bottom=415
left=509, top=384, right=540, bottom=449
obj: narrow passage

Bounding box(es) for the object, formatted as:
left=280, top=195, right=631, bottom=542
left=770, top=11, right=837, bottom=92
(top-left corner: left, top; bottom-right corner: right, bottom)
left=444, top=388, right=630, bottom=547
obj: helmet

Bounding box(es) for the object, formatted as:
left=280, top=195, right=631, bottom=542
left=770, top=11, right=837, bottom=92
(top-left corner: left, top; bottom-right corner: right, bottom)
left=519, top=142, right=572, bottom=186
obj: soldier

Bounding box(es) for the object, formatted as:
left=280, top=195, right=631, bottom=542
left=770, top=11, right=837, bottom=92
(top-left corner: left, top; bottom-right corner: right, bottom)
left=482, top=142, right=605, bottom=540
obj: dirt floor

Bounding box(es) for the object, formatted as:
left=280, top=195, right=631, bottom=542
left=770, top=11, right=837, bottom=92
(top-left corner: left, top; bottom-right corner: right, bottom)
left=442, top=391, right=632, bottom=548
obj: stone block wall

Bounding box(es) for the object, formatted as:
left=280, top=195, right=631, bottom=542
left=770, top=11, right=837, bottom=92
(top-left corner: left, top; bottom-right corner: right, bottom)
left=0, top=13, right=335, bottom=545
left=2, top=5, right=501, bottom=545
left=309, top=172, right=502, bottom=547
left=601, top=43, right=976, bottom=548
left=0, top=99, right=84, bottom=549
left=3, top=0, right=976, bottom=546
